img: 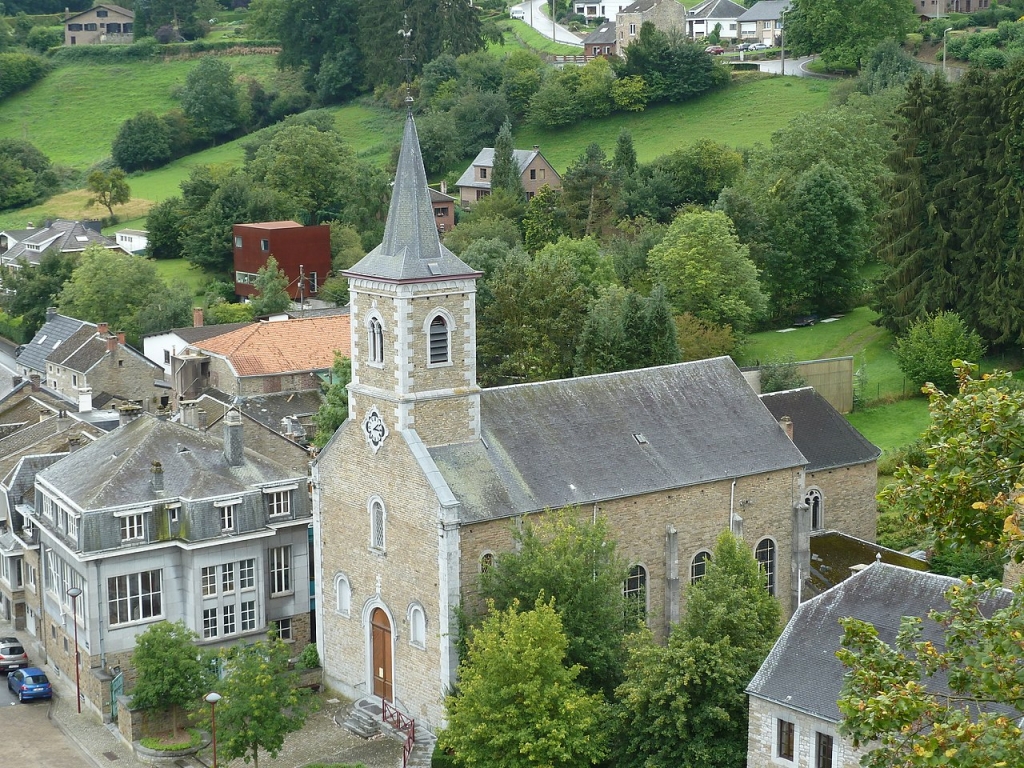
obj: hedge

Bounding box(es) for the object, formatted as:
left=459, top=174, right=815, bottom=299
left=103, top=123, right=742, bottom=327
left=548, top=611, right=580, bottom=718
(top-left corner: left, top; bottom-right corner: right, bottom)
left=0, top=53, right=50, bottom=99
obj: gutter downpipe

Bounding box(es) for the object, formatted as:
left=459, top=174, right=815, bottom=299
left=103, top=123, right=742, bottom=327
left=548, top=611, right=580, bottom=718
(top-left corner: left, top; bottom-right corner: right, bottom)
left=729, top=479, right=737, bottom=531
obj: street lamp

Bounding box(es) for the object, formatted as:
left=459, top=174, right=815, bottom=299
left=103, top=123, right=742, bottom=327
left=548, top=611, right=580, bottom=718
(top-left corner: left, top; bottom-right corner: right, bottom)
left=943, top=27, right=953, bottom=76
left=780, top=7, right=788, bottom=76
left=67, top=587, right=82, bottom=714
left=205, top=692, right=222, bottom=768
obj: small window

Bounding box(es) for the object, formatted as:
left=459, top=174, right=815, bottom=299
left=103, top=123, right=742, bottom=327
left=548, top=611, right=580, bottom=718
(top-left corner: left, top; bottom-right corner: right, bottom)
left=202, top=566, right=217, bottom=597
left=72, top=374, right=78, bottom=387
left=220, top=504, right=235, bottom=531
left=805, top=489, right=824, bottom=531
left=428, top=315, right=449, bottom=365
left=777, top=718, right=795, bottom=761
left=240, top=600, right=256, bottom=631
left=756, top=538, right=776, bottom=596
left=239, top=559, right=255, bottom=590
left=308, top=272, right=317, bottom=292
left=222, top=604, right=236, bottom=635
left=270, top=546, right=291, bottom=594
left=267, top=490, right=291, bottom=517
left=335, top=573, right=351, bottom=616
left=624, top=565, right=647, bottom=625
left=203, top=607, right=218, bottom=639
left=168, top=506, right=179, bottom=524
left=409, top=604, right=426, bottom=648
left=370, top=499, right=386, bottom=551
left=690, top=551, right=711, bottom=584
left=276, top=617, right=292, bottom=640
left=84, top=22, right=97, bottom=30
left=222, top=563, right=235, bottom=593
left=163, top=350, right=171, bottom=365
left=121, top=514, right=144, bottom=542
left=260, top=239, right=269, bottom=251
left=480, top=552, right=494, bottom=572
left=96, top=9, right=108, bottom=16
left=530, top=169, right=537, bottom=180
left=434, top=207, right=446, bottom=217
left=234, top=236, right=243, bottom=248
left=68, top=23, right=83, bottom=30
left=369, top=317, right=384, bottom=365
left=816, top=732, right=834, bottom=768
left=479, top=167, right=487, bottom=180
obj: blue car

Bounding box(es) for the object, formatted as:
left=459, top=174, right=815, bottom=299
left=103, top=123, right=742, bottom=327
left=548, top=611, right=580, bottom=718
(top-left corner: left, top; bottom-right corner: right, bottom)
left=8, top=667, right=52, bottom=702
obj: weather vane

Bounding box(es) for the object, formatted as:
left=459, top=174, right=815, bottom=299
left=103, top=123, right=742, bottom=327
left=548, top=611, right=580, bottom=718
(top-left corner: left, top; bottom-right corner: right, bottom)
left=398, top=15, right=415, bottom=109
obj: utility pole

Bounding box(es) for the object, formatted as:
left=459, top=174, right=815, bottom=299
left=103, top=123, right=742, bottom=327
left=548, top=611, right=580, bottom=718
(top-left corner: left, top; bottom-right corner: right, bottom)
left=298, top=264, right=306, bottom=316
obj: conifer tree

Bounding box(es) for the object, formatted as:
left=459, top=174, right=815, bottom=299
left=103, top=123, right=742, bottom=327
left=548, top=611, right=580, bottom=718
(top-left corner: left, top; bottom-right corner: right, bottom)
left=490, top=119, right=525, bottom=201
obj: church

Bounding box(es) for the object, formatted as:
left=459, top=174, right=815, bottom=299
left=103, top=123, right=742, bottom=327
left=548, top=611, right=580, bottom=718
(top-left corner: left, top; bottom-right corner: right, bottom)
left=313, top=112, right=866, bottom=731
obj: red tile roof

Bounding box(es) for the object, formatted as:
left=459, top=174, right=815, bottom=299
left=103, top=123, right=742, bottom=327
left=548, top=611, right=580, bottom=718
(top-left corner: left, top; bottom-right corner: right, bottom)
left=193, top=316, right=351, bottom=377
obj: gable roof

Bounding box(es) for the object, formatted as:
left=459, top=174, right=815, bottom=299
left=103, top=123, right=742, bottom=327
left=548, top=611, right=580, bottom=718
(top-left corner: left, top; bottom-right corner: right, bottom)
left=152, top=322, right=253, bottom=345
left=46, top=325, right=161, bottom=376
left=347, top=112, right=477, bottom=283
left=737, top=0, right=791, bottom=22
left=759, top=387, right=879, bottom=471
left=65, top=4, right=134, bottom=21
left=582, top=23, right=617, bottom=44
left=746, top=563, right=1018, bottom=723
left=429, top=357, right=807, bottom=523
left=455, top=148, right=546, bottom=190
left=0, top=417, right=102, bottom=484
left=36, top=413, right=298, bottom=510
left=0, top=220, right=121, bottom=267
left=189, top=315, right=351, bottom=377
left=17, top=312, right=95, bottom=375
left=688, top=0, right=747, bottom=18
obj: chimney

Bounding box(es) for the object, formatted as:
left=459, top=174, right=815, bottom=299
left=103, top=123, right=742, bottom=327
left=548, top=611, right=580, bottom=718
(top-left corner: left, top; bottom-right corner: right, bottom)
left=223, top=408, right=244, bottom=467
left=193, top=308, right=204, bottom=328
left=779, top=416, right=794, bottom=442
left=11, top=375, right=22, bottom=388
left=107, top=335, right=118, bottom=353
left=29, top=373, right=40, bottom=391
left=533, top=144, right=539, bottom=150
left=117, top=332, right=125, bottom=345
left=39, top=408, right=52, bottom=423
left=66, top=432, right=83, bottom=452
left=151, top=461, right=164, bottom=494
left=118, top=402, right=143, bottom=427
left=439, top=180, right=448, bottom=195
left=197, top=408, right=208, bottom=430
left=97, top=322, right=109, bottom=335
left=78, top=386, right=93, bottom=413
left=46, top=307, right=57, bottom=322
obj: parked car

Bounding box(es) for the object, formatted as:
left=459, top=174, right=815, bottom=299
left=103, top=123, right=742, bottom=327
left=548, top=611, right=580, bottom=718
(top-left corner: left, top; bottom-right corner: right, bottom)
left=510, top=7, right=525, bottom=19
left=748, top=42, right=770, bottom=50
left=736, top=42, right=752, bottom=51
left=704, top=45, right=725, bottom=54
left=0, top=640, right=28, bottom=672
left=8, top=667, right=52, bottom=702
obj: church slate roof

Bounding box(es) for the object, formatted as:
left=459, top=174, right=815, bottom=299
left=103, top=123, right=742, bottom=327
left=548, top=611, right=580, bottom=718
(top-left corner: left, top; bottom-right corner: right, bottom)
left=346, top=113, right=477, bottom=283
left=36, top=413, right=296, bottom=509
left=429, top=357, right=807, bottom=523
left=759, top=387, right=879, bottom=472
left=746, top=563, right=1017, bottom=723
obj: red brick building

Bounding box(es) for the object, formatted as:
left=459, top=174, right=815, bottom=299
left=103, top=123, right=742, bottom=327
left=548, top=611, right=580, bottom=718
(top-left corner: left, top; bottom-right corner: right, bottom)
left=233, top=221, right=331, bottom=302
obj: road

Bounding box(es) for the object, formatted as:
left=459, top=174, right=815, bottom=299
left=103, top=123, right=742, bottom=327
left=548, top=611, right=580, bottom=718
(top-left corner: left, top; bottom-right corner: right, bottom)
left=750, top=54, right=819, bottom=77
left=511, top=0, right=584, bottom=46
left=1, top=672, right=91, bottom=767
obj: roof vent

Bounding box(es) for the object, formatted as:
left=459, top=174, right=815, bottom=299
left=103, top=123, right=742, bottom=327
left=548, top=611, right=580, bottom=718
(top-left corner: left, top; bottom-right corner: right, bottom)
left=427, top=262, right=442, bottom=275
left=633, top=433, right=648, bottom=445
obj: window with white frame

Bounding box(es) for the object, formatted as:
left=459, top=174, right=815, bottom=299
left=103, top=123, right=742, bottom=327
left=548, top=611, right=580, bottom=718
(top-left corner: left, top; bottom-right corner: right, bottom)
left=270, top=546, right=291, bottom=594
left=234, top=236, right=243, bottom=248
left=107, top=570, right=162, bottom=625
left=816, top=732, right=834, bottom=768
left=428, top=314, right=450, bottom=365
left=267, top=489, right=291, bottom=517
left=201, top=566, right=218, bottom=597
left=240, top=600, right=256, bottom=631
left=776, top=718, right=795, bottom=761
left=368, top=316, right=384, bottom=365
left=203, top=607, right=218, bottom=639
left=805, top=488, right=824, bottom=530
left=276, top=617, right=292, bottom=640
left=335, top=573, right=351, bottom=616
left=239, top=558, right=255, bottom=589
left=624, top=565, right=647, bottom=625
left=409, top=604, right=426, bottom=648
left=756, top=538, right=776, bottom=596
left=222, top=563, right=235, bottom=593
left=370, top=499, right=386, bottom=552
left=121, top=513, right=144, bottom=542
left=222, top=604, right=236, bottom=635
left=690, top=551, right=711, bottom=584
left=220, top=503, right=236, bottom=531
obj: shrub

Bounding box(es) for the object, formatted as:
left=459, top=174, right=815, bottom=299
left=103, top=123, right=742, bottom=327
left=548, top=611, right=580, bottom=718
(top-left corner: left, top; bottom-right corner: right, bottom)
left=25, top=25, right=63, bottom=53
left=674, top=312, right=737, bottom=361
left=893, top=311, right=986, bottom=394
left=298, top=642, right=320, bottom=669
left=758, top=355, right=806, bottom=393
left=0, top=53, right=49, bottom=99
left=929, top=544, right=1005, bottom=581
left=970, top=46, right=1007, bottom=68
left=139, top=731, right=202, bottom=751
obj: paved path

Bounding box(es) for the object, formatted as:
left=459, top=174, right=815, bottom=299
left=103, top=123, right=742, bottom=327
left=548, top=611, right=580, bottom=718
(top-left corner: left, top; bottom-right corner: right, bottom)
left=511, top=0, right=584, bottom=45
left=751, top=54, right=819, bottom=77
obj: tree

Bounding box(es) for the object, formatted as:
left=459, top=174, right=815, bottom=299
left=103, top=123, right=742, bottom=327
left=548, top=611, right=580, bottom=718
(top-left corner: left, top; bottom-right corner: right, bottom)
left=879, top=364, right=1024, bottom=559
left=130, top=621, right=213, bottom=738
left=856, top=38, right=921, bottom=95
left=112, top=111, right=172, bottom=172
left=85, top=169, right=131, bottom=218
left=145, top=196, right=186, bottom=260
left=313, top=353, right=351, bottom=447
left=132, top=280, right=195, bottom=339
left=248, top=256, right=291, bottom=317
left=57, top=244, right=164, bottom=344
left=440, top=599, right=610, bottom=768
left=180, top=58, right=242, bottom=141
left=893, top=312, right=987, bottom=394
left=3, top=248, right=78, bottom=335
left=490, top=119, right=525, bottom=201
left=612, top=129, right=637, bottom=177
left=276, top=0, right=362, bottom=104
left=477, top=508, right=629, bottom=697
left=617, top=23, right=727, bottom=104
left=0, top=138, right=57, bottom=211
left=212, top=633, right=316, bottom=768
left=647, top=210, right=767, bottom=332
left=561, top=143, right=616, bottom=237
left=575, top=285, right=680, bottom=376
left=837, top=577, right=1024, bottom=768
left=785, top=0, right=917, bottom=70
left=613, top=532, right=781, bottom=768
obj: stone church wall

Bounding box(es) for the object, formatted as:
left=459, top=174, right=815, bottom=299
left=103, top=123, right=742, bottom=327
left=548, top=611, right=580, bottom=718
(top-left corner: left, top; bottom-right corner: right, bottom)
left=806, top=461, right=877, bottom=542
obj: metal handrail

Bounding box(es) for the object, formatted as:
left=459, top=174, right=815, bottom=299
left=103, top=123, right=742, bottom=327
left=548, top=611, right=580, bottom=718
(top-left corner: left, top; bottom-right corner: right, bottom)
left=382, top=698, right=416, bottom=768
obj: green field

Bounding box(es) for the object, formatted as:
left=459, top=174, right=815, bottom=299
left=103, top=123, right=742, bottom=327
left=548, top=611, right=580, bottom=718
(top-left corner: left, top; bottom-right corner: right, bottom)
left=152, top=258, right=210, bottom=296
left=514, top=77, right=836, bottom=170
left=846, top=398, right=931, bottom=453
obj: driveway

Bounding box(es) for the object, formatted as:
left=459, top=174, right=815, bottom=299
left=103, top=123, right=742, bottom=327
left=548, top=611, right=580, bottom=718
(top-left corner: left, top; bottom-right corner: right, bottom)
left=1, top=679, right=91, bottom=768
left=510, top=0, right=584, bottom=45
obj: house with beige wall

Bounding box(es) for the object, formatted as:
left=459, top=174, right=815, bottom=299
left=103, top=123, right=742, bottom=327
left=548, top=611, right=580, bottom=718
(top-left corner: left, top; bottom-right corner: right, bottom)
left=455, top=147, right=561, bottom=208
left=616, top=0, right=686, bottom=54
left=64, top=4, right=134, bottom=45
left=310, top=111, right=885, bottom=735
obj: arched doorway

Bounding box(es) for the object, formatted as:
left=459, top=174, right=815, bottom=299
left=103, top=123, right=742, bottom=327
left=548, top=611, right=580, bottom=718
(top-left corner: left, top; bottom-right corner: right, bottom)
left=370, top=607, right=393, bottom=701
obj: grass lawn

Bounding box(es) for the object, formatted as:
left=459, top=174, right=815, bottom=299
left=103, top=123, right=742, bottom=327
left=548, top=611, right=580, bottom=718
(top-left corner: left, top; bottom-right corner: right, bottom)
left=514, top=76, right=836, bottom=171
left=152, top=258, right=213, bottom=297
left=0, top=54, right=300, bottom=170
left=495, top=19, right=583, bottom=55
left=846, top=398, right=931, bottom=453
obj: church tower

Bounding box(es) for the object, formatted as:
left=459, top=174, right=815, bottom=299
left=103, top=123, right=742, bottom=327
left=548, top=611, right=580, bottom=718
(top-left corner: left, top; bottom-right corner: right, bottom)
left=343, top=111, right=482, bottom=449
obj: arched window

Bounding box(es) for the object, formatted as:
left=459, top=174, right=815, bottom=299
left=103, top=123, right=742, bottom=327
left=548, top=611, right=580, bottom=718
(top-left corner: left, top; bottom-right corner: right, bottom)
left=755, top=538, right=776, bottom=596
left=334, top=573, right=351, bottom=617
left=408, top=604, right=426, bottom=648
left=428, top=315, right=450, bottom=365
left=480, top=552, right=494, bottom=572
left=624, top=565, right=647, bottom=625
left=368, top=316, right=384, bottom=365
left=804, top=489, right=824, bottom=531
left=690, top=551, right=711, bottom=584
left=370, top=498, right=386, bottom=552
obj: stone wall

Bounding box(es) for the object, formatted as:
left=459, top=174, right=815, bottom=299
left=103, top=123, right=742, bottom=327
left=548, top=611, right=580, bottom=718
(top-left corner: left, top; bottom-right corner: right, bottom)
left=807, top=461, right=877, bottom=542
left=747, top=695, right=869, bottom=768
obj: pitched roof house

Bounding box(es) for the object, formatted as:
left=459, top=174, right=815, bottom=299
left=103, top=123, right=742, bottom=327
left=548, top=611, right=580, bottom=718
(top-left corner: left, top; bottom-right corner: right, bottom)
left=737, top=0, right=790, bottom=44
left=23, top=411, right=312, bottom=717
left=581, top=22, right=618, bottom=58
left=16, top=308, right=95, bottom=377
left=571, top=0, right=634, bottom=19
left=746, top=563, right=1017, bottom=768
left=142, top=309, right=252, bottom=379
left=616, top=0, right=687, bottom=54
left=0, top=220, right=123, bottom=270
left=64, top=4, right=134, bottom=45
left=455, top=147, right=561, bottom=208
left=686, top=0, right=747, bottom=40
left=310, top=111, right=881, bottom=732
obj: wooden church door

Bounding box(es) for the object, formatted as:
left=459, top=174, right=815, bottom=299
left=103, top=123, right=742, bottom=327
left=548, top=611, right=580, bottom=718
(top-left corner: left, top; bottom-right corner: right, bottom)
left=371, top=608, right=393, bottom=701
